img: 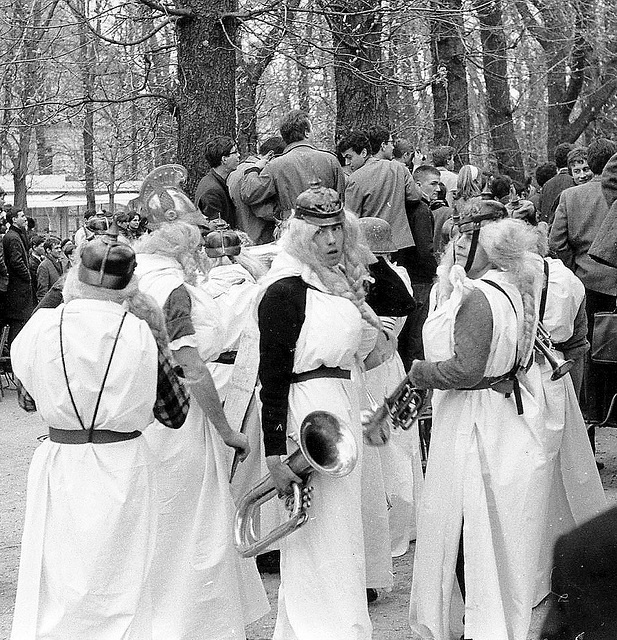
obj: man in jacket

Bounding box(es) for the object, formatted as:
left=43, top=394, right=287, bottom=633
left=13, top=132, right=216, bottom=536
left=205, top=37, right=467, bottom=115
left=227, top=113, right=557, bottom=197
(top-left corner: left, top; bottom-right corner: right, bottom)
left=227, top=136, right=285, bottom=243
left=194, top=136, right=239, bottom=227
left=539, top=142, right=575, bottom=224
left=2, top=207, right=33, bottom=346
left=37, top=237, right=65, bottom=302
left=240, top=110, right=345, bottom=219
left=549, top=138, right=617, bottom=439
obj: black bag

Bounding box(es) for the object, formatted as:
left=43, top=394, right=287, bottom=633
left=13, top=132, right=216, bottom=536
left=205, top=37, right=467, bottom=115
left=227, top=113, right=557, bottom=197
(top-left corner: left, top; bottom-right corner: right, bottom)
left=591, top=309, right=617, bottom=364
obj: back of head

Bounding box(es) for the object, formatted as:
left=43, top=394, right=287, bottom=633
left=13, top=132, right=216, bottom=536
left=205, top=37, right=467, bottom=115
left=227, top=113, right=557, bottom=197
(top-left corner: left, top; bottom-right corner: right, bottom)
left=587, top=138, right=617, bottom=175
left=31, top=234, right=45, bottom=249
left=367, top=125, right=390, bottom=155
left=535, top=162, right=558, bottom=188
left=393, top=138, right=413, bottom=159
left=204, top=136, right=235, bottom=169
left=490, top=174, right=513, bottom=201
left=554, top=143, right=575, bottom=169
left=259, top=135, right=286, bottom=157
left=279, top=110, right=311, bottom=145
left=456, top=165, right=481, bottom=200
left=431, top=145, right=455, bottom=168
left=413, top=164, right=440, bottom=183
left=338, top=130, right=370, bottom=155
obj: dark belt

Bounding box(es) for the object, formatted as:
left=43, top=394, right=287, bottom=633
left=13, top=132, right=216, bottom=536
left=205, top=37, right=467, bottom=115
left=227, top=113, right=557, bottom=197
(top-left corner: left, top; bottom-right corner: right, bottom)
left=458, top=375, right=514, bottom=394
left=213, top=351, right=237, bottom=365
left=457, top=372, right=524, bottom=415
left=291, top=365, right=351, bottom=384
left=48, top=427, right=142, bottom=444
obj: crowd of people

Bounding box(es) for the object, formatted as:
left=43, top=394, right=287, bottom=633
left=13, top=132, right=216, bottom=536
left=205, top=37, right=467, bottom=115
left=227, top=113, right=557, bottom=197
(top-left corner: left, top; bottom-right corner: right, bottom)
left=3, top=108, right=617, bottom=640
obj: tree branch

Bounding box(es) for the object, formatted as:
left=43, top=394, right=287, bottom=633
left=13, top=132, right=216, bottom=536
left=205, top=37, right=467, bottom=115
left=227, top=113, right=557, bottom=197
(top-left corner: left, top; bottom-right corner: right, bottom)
left=135, top=0, right=192, bottom=18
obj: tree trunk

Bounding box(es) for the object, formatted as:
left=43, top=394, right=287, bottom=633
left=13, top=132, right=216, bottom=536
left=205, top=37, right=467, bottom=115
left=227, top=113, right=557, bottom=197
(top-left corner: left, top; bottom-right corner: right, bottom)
left=327, top=0, right=390, bottom=140
left=430, top=0, right=469, bottom=165
left=36, top=126, right=53, bottom=174
left=236, top=63, right=259, bottom=157
left=174, top=0, right=238, bottom=197
left=475, top=0, right=524, bottom=181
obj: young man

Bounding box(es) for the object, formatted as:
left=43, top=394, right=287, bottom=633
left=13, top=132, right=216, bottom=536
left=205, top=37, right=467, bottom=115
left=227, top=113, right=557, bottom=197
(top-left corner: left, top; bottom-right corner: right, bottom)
left=2, top=207, right=33, bottom=345
left=227, top=135, right=286, bottom=244
left=431, top=145, right=458, bottom=205
left=240, top=110, right=345, bottom=220
left=194, top=135, right=239, bottom=227
left=567, top=147, right=594, bottom=186
left=398, top=165, right=440, bottom=365
left=338, top=130, right=371, bottom=173
left=540, top=142, right=575, bottom=224
left=550, top=138, right=617, bottom=451
left=36, top=236, right=65, bottom=302
left=29, top=235, right=46, bottom=305
left=344, top=125, right=421, bottom=261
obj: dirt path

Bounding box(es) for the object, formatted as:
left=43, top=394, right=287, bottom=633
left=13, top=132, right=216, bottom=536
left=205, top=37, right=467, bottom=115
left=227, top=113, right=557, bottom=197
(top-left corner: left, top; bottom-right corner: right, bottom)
left=2, top=387, right=617, bottom=639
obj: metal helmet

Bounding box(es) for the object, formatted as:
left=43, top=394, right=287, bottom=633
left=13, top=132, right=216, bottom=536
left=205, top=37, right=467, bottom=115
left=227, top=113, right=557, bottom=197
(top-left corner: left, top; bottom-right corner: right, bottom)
left=204, top=227, right=242, bottom=258
left=294, top=181, right=344, bottom=227
left=131, top=164, right=208, bottom=230
left=357, top=217, right=397, bottom=254
left=78, top=234, right=136, bottom=290
left=454, top=198, right=508, bottom=234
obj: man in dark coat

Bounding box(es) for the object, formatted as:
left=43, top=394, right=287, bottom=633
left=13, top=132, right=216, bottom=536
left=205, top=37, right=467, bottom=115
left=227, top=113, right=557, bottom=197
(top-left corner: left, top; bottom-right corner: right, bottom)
left=29, top=234, right=45, bottom=306
left=194, top=136, right=239, bottom=227
left=2, top=207, right=33, bottom=346
left=539, top=142, right=575, bottom=224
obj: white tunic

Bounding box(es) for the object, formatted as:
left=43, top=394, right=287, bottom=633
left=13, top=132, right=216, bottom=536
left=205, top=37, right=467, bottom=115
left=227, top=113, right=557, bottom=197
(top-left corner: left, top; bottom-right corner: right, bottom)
left=409, top=271, right=550, bottom=640
left=10, top=300, right=160, bottom=640
left=136, top=253, right=269, bottom=640
left=261, top=252, right=373, bottom=640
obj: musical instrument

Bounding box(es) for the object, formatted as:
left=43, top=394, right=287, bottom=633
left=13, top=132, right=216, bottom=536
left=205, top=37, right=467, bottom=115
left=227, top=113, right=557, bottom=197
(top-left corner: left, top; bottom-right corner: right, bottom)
left=362, top=376, right=428, bottom=446
left=234, top=410, right=357, bottom=558
left=534, top=322, right=574, bottom=381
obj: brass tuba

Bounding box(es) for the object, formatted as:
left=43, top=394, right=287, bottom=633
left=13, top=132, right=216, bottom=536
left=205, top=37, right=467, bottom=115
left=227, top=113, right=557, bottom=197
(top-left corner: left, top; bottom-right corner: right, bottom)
left=534, top=322, right=574, bottom=381
left=362, top=376, right=428, bottom=446
left=234, top=410, right=358, bottom=558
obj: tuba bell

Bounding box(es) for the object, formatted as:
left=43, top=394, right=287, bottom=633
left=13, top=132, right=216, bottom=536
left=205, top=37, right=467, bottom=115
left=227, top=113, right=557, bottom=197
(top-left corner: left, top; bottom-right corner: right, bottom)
left=534, top=322, right=574, bottom=381
left=234, top=410, right=358, bottom=558
left=362, top=376, right=428, bottom=446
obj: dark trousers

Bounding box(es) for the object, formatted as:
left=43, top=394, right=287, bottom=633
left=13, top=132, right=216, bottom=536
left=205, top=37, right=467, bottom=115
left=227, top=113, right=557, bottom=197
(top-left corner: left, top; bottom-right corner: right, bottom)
left=583, top=289, right=617, bottom=430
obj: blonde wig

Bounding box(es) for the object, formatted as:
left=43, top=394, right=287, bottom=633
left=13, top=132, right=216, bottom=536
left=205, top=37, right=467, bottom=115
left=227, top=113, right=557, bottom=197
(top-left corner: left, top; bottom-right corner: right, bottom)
left=63, top=265, right=171, bottom=357
left=280, top=210, right=380, bottom=328
left=437, top=217, right=541, bottom=364
left=133, top=221, right=210, bottom=285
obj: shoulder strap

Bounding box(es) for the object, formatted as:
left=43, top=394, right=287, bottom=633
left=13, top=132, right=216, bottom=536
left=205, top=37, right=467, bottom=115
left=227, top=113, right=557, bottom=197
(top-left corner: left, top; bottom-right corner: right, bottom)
left=480, top=278, right=524, bottom=415
left=60, top=307, right=128, bottom=437
left=539, top=259, right=549, bottom=322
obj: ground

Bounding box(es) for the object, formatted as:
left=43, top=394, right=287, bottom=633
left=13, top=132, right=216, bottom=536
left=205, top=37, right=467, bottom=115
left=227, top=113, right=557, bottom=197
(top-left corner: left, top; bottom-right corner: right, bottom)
left=2, top=384, right=616, bottom=640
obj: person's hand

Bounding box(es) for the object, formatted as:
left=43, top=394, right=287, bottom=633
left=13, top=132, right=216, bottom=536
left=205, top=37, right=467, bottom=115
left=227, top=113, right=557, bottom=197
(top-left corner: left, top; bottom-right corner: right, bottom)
left=361, top=407, right=391, bottom=446
left=283, top=484, right=313, bottom=514
left=223, top=431, right=250, bottom=462
left=266, top=455, right=302, bottom=495
left=255, top=151, right=274, bottom=171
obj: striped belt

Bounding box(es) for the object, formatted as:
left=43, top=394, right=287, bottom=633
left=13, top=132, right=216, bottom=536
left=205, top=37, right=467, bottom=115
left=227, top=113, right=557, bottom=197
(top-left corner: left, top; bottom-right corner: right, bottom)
left=291, top=365, right=351, bottom=384
left=48, top=427, right=142, bottom=444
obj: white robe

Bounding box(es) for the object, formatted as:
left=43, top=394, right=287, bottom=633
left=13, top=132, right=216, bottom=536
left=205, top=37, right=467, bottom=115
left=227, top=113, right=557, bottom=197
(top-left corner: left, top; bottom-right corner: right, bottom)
left=410, top=271, right=551, bottom=640
left=136, top=253, right=269, bottom=640
left=260, top=252, right=373, bottom=640
left=10, top=300, right=160, bottom=640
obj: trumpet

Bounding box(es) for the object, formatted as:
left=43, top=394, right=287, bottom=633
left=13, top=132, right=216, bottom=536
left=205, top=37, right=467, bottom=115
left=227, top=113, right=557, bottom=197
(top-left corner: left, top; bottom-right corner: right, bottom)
left=362, top=376, right=428, bottom=446
left=534, top=323, right=574, bottom=381
left=234, top=410, right=358, bottom=558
